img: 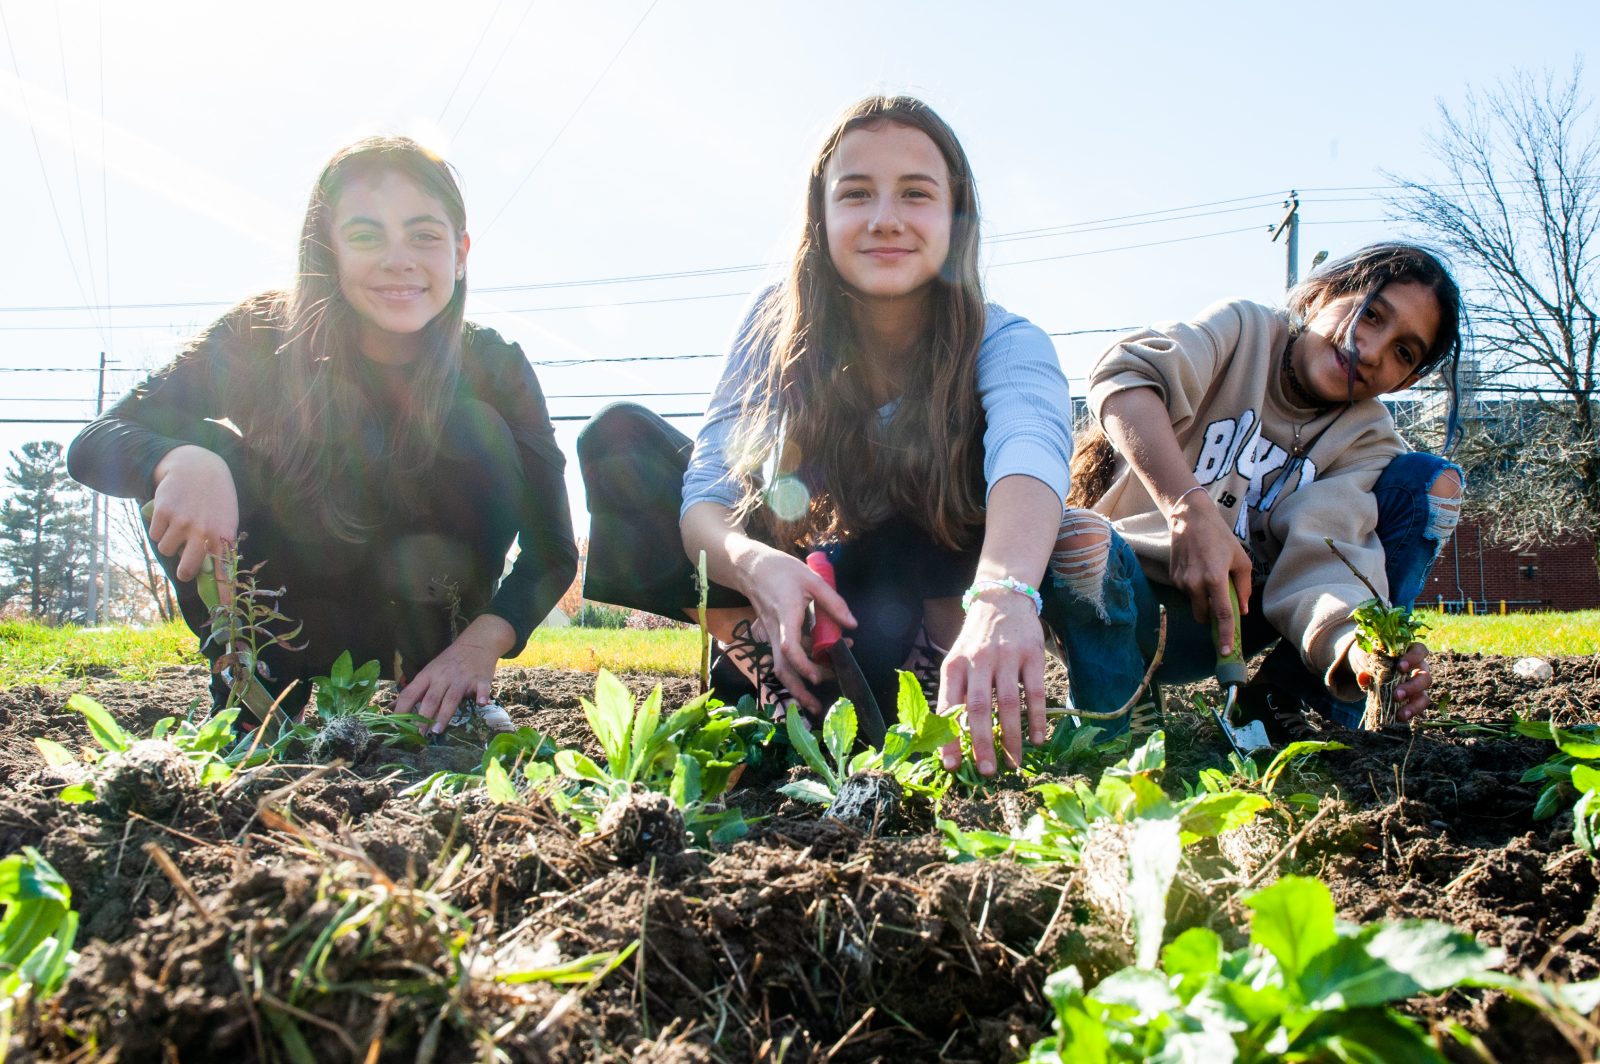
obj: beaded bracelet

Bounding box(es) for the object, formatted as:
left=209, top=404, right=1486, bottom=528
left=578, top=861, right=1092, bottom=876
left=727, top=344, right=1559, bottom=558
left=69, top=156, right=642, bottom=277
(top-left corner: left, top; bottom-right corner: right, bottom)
left=961, top=577, right=1044, bottom=615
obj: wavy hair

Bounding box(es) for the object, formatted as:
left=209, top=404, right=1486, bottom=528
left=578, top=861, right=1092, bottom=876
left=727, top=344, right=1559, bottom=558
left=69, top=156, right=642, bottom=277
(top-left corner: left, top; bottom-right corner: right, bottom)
left=234, top=136, right=469, bottom=541
left=729, top=96, right=987, bottom=550
left=1288, top=241, right=1465, bottom=447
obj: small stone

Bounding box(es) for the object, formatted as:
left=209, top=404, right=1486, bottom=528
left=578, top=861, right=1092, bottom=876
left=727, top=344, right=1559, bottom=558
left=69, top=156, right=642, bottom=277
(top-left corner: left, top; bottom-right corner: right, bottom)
left=1513, top=657, right=1553, bottom=683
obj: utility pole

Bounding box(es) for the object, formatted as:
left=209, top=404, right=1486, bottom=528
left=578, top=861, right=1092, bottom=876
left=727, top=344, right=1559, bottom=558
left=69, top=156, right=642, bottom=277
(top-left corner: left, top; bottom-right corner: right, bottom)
left=87, top=353, right=106, bottom=623
left=1270, top=191, right=1300, bottom=291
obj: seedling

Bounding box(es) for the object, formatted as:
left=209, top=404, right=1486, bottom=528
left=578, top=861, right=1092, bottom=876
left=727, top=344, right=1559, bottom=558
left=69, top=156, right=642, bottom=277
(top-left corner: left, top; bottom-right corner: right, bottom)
left=778, top=672, right=958, bottom=807
left=309, top=651, right=431, bottom=752
left=1326, top=538, right=1428, bottom=730
left=37, top=694, right=245, bottom=815
left=1518, top=719, right=1600, bottom=855
left=1028, top=874, right=1600, bottom=1064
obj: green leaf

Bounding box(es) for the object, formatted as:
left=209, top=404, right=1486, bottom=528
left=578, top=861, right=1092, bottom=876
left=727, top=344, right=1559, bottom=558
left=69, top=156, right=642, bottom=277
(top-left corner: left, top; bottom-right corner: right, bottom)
left=484, top=758, right=519, bottom=804
left=58, top=783, right=95, bottom=804
left=584, top=670, right=635, bottom=772
left=1093, top=966, right=1181, bottom=1017
left=554, top=750, right=612, bottom=786
left=1040, top=968, right=1112, bottom=1063
left=1571, top=764, right=1600, bottom=793
left=897, top=670, right=930, bottom=733
left=198, top=762, right=232, bottom=787
left=1162, top=927, right=1224, bottom=986
left=1179, top=791, right=1269, bottom=843
left=1363, top=919, right=1499, bottom=992
left=784, top=709, right=836, bottom=789
left=1575, top=789, right=1600, bottom=854
left=778, top=778, right=835, bottom=805
left=1246, top=876, right=1337, bottom=983
left=823, top=699, right=858, bottom=774
left=33, top=738, right=76, bottom=768
left=1532, top=784, right=1568, bottom=821
left=670, top=754, right=702, bottom=808
left=66, top=694, right=131, bottom=754
left=1290, top=1007, right=1447, bottom=1064
left=150, top=717, right=175, bottom=740
left=627, top=685, right=664, bottom=778
left=1555, top=727, right=1600, bottom=760
left=1126, top=731, right=1166, bottom=774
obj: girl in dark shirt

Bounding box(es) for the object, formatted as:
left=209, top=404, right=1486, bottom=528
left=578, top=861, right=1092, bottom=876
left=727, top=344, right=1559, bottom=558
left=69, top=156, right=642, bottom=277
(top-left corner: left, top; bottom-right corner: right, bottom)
left=68, top=136, right=577, bottom=735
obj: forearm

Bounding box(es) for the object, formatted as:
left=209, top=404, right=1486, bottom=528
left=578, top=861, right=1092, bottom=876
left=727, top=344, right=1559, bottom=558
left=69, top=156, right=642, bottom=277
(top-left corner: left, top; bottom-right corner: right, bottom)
left=973, top=475, right=1060, bottom=588
left=457, top=613, right=516, bottom=658
left=1099, top=387, right=1197, bottom=516
left=680, top=500, right=782, bottom=596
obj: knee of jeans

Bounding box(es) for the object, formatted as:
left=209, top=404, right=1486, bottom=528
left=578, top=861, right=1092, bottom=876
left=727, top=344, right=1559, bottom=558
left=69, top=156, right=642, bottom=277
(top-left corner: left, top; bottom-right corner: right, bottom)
left=1049, top=509, right=1115, bottom=619
left=1424, top=465, right=1463, bottom=545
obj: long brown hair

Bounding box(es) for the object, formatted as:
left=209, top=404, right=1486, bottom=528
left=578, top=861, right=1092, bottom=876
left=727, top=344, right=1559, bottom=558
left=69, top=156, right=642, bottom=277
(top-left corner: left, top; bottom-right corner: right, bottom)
left=729, top=96, right=987, bottom=551
left=234, top=136, right=469, bottom=541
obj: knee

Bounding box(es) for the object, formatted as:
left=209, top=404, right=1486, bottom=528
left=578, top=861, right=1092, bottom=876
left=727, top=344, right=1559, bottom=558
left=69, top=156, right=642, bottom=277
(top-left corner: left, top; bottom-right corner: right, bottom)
left=1050, top=509, right=1114, bottom=598
left=577, top=402, right=662, bottom=462
left=1424, top=465, right=1463, bottom=543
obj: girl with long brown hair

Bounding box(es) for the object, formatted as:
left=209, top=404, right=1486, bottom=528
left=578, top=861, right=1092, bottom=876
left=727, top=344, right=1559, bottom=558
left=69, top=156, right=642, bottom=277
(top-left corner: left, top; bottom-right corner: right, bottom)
left=69, top=136, right=578, bottom=735
left=580, top=96, right=1074, bottom=776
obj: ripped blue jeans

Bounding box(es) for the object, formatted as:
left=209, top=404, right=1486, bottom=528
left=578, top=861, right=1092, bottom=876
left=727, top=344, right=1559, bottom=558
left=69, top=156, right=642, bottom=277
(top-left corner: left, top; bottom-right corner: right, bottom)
left=1042, top=452, right=1463, bottom=733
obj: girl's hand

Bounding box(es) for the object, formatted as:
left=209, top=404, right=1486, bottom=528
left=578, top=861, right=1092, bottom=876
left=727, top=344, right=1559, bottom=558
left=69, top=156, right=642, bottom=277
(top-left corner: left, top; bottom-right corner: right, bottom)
left=1166, top=491, right=1253, bottom=656
left=1350, top=640, right=1433, bottom=723
left=938, top=592, right=1047, bottom=776
left=396, top=615, right=515, bottom=734
left=737, top=546, right=856, bottom=717
left=148, top=445, right=239, bottom=596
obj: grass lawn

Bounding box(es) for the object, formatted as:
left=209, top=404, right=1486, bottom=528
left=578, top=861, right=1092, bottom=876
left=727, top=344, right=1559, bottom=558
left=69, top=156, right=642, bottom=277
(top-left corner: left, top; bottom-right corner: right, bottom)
left=1, top=611, right=1594, bottom=689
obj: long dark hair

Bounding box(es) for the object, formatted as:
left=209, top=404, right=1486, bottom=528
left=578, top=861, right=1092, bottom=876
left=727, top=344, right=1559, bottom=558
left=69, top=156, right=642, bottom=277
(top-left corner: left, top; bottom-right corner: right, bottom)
left=729, top=96, right=987, bottom=551
left=1287, top=241, right=1465, bottom=447
left=236, top=136, right=469, bottom=541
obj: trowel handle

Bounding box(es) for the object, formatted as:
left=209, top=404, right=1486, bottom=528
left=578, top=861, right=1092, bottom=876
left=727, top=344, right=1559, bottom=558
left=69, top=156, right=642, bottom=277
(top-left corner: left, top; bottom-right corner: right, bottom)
left=1210, top=579, right=1249, bottom=687
left=139, top=499, right=221, bottom=609
left=805, top=551, right=843, bottom=663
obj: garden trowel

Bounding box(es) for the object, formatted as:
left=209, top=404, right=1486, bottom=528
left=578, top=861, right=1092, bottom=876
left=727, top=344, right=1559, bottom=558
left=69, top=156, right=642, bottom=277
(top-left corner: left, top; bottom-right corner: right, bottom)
left=139, top=500, right=277, bottom=726
left=804, top=551, right=888, bottom=748
left=1210, top=580, right=1272, bottom=760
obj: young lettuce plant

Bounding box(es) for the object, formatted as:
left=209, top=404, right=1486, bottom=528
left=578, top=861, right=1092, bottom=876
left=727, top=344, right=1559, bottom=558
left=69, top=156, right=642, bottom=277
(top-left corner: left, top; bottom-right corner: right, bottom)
left=940, top=731, right=1270, bottom=867
left=36, top=694, right=243, bottom=815
left=308, top=651, right=431, bottom=755
left=1517, top=719, right=1600, bottom=855
left=1029, top=874, right=1599, bottom=1064
left=401, top=727, right=561, bottom=804
left=552, top=670, right=760, bottom=845
left=779, top=673, right=958, bottom=807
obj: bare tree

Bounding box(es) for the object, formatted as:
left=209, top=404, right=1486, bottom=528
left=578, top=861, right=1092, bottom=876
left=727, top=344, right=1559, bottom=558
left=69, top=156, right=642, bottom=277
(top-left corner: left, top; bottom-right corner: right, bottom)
left=110, top=497, right=176, bottom=623
left=1387, top=65, right=1599, bottom=550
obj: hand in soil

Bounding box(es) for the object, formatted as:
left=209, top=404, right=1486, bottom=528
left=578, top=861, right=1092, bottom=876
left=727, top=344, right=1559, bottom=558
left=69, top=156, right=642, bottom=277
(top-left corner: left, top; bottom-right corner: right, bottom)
left=938, top=592, right=1047, bottom=775
left=1352, top=640, right=1433, bottom=723
left=394, top=615, right=514, bottom=734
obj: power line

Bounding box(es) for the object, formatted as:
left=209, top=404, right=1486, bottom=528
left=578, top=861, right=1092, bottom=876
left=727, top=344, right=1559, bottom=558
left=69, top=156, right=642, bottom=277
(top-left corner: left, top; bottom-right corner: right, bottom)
left=448, top=0, right=539, bottom=141
left=990, top=224, right=1265, bottom=269
left=435, top=0, right=507, bottom=126
left=482, top=0, right=660, bottom=234
left=0, top=0, right=105, bottom=346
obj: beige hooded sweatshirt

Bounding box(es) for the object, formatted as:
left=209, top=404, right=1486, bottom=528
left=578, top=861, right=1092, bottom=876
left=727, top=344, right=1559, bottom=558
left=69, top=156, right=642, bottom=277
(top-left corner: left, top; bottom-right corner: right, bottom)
left=1087, top=298, right=1408, bottom=699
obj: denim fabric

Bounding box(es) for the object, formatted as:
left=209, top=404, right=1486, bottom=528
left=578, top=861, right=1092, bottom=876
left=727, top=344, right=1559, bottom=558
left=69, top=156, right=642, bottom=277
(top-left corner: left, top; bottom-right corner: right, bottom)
left=1048, top=451, right=1462, bottom=732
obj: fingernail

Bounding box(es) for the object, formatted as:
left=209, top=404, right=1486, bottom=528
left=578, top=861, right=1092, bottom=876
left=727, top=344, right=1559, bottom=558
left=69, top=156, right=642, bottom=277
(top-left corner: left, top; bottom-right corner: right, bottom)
left=979, top=760, right=994, bottom=775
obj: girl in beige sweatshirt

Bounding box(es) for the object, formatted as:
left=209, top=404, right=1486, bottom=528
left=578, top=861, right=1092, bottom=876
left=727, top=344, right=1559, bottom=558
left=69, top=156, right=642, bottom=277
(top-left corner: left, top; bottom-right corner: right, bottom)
left=1045, top=243, right=1464, bottom=740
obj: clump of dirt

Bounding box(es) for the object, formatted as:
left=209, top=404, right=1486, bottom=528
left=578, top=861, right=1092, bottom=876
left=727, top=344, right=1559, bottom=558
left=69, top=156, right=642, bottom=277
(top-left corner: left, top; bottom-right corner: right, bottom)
left=597, top=789, right=686, bottom=865
left=307, top=714, right=372, bottom=764
left=93, top=738, right=198, bottom=818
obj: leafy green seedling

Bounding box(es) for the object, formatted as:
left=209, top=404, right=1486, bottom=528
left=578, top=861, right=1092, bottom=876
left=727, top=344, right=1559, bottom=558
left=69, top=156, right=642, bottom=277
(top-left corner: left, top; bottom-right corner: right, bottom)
left=0, top=845, right=79, bottom=1054
left=779, top=673, right=958, bottom=806
left=37, top=694, right=244, bottom=807
left=1350, top=598, right=1430, bottom=658
left=1028, top=874, right=1598, bottom=1064
left=1517, top=719, right=1600, bottom=855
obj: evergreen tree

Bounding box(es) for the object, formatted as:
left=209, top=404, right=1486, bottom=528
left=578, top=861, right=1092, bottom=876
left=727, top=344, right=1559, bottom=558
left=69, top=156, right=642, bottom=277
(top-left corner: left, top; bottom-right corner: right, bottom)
left=0, top=441, right=93, bottom=623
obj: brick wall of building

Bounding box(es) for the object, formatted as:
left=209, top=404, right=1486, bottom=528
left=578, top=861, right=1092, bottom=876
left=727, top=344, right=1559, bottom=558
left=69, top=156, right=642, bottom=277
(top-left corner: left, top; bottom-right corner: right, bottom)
left=1421, top=520, right=1600, bottom=611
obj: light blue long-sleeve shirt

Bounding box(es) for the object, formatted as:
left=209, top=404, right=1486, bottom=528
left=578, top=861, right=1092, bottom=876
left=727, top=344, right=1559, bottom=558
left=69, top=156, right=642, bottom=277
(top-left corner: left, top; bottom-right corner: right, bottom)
left=682, top=292, right=1075, bottom=519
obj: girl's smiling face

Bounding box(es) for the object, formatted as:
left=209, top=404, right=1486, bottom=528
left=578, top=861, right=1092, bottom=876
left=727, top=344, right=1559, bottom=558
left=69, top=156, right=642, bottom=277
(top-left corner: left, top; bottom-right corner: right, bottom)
left=331, top=170, right=470, bottom=361
left=1293, top=280, right=1442, bottom=403
left=823, top=122, right=953, bottom=301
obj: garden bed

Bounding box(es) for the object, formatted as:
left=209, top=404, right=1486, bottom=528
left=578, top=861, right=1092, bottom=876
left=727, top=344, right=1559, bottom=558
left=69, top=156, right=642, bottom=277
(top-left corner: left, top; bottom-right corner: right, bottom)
left=1, top=651, right=1597, bottom=1062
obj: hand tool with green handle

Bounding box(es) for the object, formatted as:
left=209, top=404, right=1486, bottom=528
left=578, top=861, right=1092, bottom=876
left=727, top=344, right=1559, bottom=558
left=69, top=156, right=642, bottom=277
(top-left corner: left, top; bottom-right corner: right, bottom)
left=1209, top=579, right=1272, bottom=759
left=139, top=500, right=277, bottom=725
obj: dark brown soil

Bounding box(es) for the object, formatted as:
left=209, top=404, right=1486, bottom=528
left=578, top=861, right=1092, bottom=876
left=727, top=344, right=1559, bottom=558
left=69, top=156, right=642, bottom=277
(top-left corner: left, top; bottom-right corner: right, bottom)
left=2, top=652, right=1597, bottom=1063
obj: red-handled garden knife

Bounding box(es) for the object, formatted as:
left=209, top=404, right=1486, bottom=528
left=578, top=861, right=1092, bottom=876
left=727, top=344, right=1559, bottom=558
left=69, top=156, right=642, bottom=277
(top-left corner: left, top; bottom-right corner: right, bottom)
left=805, top=551, right=888, bottom=747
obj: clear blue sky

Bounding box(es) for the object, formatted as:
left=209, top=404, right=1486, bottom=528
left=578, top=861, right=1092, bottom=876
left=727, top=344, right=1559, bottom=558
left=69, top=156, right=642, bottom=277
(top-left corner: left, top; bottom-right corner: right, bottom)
left=2, top=0, right=1594, bottom=536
